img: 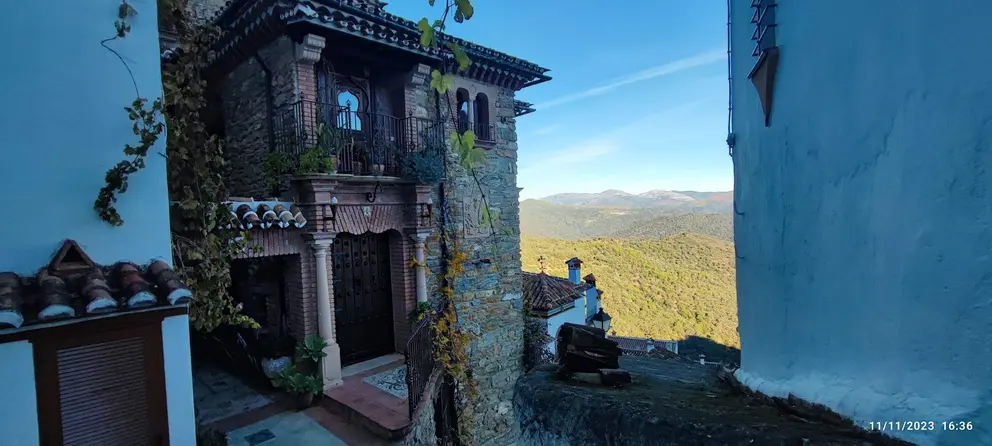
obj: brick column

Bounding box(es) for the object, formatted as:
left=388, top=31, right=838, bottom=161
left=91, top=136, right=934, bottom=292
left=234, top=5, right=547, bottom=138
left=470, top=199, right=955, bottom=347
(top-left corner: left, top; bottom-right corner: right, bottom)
left=404, top=63, right=433, bottom=119
left=409, top=229, right=431, bottom=304
left=295, top=34, right=326, bottom=145
left=311, top=238, right=343, bottom=391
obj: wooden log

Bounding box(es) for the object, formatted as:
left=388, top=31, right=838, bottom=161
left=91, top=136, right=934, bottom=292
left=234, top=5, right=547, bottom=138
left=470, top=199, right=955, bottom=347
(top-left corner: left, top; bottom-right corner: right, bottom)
left=37, top=270, right=76, bottom=320
left=237, top=204, right=260, bottom=229
left=0, top=272, right=24, bottom=328
left=257, top=203, right=277, bottom=229
left=81, top=268, right=117, bottom=314
left=556, top=323, right=622, bottom=372
left=290, top=204, right=307, bottom=228
left=147, top=260, right=193, bottom=305
left=115, top=262, right=156, bottom=308
left=274, top=204, right=294, bottom=228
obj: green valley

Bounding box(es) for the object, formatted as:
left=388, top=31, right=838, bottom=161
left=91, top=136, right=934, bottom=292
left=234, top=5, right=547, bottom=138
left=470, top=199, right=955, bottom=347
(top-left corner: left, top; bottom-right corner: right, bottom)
left=520, top=233, right=740, bottom=348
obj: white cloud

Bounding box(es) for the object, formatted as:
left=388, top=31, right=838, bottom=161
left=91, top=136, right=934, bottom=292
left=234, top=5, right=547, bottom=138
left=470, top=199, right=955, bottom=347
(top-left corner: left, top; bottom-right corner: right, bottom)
left=534, top=49, right=726, bottom=110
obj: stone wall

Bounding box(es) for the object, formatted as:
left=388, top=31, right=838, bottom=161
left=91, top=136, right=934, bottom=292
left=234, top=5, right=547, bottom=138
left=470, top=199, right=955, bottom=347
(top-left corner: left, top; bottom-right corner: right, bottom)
left=221, top=36, right=298, bottom=199
left=439, top=80, right=525, bottom=446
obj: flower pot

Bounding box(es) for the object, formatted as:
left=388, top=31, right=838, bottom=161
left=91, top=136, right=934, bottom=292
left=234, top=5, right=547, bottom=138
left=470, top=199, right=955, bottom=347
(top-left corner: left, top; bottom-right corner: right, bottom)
left=326, top=155, right=339, bottom=173
left=370, top=164, right=385, bottom=176
left=296, top=393, right=314, bottom=410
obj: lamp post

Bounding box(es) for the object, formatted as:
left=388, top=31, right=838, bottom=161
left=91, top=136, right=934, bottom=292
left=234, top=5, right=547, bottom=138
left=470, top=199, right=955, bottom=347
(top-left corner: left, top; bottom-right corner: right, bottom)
left=590, top=308, right=612, bottom=333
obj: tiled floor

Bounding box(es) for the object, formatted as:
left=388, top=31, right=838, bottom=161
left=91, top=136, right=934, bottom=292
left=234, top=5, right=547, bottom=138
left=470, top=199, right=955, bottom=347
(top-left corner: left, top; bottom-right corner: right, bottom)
left=325, top=358, right=411, bottom=433
left=193, top=365, right=274, bottom=425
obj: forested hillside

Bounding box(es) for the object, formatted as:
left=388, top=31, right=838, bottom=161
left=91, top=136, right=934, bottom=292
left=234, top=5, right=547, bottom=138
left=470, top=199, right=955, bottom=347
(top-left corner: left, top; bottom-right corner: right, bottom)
left=520, top=233, right=739, bottom=347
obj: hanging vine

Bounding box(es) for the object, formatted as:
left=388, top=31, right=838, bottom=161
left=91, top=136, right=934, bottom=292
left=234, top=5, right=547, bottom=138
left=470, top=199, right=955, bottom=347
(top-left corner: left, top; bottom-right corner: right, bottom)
left=94, top=1, right=165, bottom=227
left=161, top=2, right=256, bottom=331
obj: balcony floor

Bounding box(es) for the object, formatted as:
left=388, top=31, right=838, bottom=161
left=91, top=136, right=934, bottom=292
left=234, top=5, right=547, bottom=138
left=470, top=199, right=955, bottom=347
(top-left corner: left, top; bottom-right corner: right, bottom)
left=323, top=356, right=412, bottom=440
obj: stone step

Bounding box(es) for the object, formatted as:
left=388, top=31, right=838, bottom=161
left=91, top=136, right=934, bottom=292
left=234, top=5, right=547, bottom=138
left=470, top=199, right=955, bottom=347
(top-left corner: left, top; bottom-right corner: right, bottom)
left=320, top=392, right=413, bottom=441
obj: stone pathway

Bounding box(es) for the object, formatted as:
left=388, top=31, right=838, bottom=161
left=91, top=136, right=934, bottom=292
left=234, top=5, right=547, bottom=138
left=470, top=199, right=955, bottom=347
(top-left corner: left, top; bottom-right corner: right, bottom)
left=194, top=365, right=273, bottom=425
left=226, top=411, right=350, bottom=446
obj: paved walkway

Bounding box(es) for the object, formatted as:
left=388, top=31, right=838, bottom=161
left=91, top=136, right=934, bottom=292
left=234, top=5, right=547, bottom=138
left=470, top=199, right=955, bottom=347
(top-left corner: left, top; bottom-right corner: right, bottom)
left=193, top=365, right=386, bottom=445
left=226, top=411, right=349, bottom=446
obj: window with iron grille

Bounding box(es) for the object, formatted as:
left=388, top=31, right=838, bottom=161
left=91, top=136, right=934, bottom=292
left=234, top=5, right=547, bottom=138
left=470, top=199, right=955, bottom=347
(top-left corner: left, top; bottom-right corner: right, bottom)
left=751, top=0, right=777, bottom=58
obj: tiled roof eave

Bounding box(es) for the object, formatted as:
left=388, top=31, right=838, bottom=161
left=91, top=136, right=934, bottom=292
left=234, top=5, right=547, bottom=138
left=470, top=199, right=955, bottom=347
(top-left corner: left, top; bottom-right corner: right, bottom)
left=209, top=0, right=552, bottom=90
left=285, top=16, right=444, bottom=61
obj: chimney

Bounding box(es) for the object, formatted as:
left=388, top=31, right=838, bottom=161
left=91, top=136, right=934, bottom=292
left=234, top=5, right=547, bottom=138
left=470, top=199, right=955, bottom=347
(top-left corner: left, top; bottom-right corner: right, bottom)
left=565, top=257, right=582, bottom=284
left=583, top=273, right=599, bottom=321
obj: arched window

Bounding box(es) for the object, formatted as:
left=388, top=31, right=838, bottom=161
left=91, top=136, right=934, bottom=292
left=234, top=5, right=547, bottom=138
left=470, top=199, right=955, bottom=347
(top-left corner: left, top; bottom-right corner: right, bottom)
left=337, top=90, right=362, bottom=130
left=474, top=93, right=491, bottom=141
left=456, top=89, right=470, bottom=133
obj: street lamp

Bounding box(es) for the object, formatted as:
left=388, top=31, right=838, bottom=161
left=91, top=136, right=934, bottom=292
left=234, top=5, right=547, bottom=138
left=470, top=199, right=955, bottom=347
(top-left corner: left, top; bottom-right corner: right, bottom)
left=590, top=308, right=612, bottom=333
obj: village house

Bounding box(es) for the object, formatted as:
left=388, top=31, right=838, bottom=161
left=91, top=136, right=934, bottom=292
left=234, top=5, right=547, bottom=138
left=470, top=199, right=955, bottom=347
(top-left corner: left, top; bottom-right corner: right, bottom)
left=523, top=256, right=678, bottom=357
left=730, top=1, right=991, bottom=445
left=196, top=0, right=550, bottom=443
left=0, top=1, right=197, bottom=445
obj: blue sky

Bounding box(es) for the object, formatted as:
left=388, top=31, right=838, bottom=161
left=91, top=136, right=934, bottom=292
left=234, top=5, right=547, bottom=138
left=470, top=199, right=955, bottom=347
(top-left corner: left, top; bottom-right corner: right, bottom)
left=386, top=0, right=732, bottom=200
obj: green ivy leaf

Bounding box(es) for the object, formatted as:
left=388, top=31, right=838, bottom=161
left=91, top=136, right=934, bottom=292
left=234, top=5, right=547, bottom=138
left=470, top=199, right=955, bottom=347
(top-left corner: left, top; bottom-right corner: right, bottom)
left=430, top=70, right=454, bottom=94
left=454, top=0, right=474, bottom=23
left=460, top=130, right=477, bottom=151
left=417, top=18, right=435, bottom=48
left=446, top=41, right=472, bottom=71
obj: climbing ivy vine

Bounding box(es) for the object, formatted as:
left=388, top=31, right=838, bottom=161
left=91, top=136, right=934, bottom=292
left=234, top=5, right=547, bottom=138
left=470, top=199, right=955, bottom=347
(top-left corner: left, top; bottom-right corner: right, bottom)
left=418, top=1, right=513, bottom=442
left=94, top=1, right=165, bottom=227
left=161, top=3, right=257, bottom=332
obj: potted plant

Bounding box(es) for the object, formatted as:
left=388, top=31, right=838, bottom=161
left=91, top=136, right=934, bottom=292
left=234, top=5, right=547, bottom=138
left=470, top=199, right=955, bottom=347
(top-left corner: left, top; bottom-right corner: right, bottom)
left=274, top=366, right=323, bottom=409
left=295, top=334, right=328, bottom=376
left=315, top=123, right=339, bottom=174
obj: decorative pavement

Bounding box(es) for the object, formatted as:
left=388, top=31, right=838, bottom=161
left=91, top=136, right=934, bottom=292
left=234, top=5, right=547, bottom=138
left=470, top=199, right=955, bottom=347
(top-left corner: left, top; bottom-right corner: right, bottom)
left=362, top=365, right=408, bottom=399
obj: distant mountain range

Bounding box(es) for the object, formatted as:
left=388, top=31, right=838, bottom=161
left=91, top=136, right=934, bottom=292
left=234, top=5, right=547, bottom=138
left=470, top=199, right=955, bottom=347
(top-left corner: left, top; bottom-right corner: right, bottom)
left=520, top=189, right=734, bottom=240
left=540, top=189, right=733, bottom=212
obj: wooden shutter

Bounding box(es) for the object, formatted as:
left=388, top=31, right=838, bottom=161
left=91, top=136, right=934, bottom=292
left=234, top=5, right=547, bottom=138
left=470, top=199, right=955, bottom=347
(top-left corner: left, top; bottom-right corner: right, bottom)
left=35, top=322, right=169, bottom=446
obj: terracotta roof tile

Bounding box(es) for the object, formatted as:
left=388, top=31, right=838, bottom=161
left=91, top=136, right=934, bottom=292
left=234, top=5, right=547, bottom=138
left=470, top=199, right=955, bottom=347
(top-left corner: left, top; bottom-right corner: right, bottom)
left=522, top=272, right=583, bottom=312
left=0, top=241, right=192, bottom=330
left=228, top=201, right=307, bottom=230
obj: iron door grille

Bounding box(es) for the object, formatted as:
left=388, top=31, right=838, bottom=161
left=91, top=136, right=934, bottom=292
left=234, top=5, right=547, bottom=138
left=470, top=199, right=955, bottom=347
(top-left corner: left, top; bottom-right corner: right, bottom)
left=36, top=323, right=169, bottom=446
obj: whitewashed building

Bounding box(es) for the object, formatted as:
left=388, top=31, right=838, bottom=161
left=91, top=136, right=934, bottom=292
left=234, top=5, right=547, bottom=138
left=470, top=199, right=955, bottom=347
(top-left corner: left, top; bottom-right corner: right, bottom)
left=730, top=1, right=991, bottom=444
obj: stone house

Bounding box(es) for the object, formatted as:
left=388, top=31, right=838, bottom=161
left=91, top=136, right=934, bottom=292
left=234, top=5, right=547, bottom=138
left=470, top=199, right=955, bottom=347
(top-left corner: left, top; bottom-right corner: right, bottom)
left=0, top=1, right=197, bottom=444
left=199, top=0, right=550, bottom=443
left=730, top=1, right=991, bottom=445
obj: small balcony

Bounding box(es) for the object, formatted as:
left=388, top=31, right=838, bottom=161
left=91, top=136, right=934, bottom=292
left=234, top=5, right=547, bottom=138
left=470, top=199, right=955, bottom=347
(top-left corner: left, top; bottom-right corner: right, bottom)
left=274, top=100, right=445, bottom=179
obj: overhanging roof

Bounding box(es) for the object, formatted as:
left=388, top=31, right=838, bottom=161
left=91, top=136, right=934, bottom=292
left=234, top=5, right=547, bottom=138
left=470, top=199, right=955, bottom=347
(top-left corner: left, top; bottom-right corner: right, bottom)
left=208, top=0, right=552, bottom=91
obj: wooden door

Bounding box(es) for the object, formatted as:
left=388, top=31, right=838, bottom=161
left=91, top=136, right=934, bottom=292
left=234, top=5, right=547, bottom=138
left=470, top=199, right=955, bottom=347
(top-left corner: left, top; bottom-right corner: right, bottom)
left=35, top=322, right=169, bottom=446
left=332, top=233, right=395, bottom=365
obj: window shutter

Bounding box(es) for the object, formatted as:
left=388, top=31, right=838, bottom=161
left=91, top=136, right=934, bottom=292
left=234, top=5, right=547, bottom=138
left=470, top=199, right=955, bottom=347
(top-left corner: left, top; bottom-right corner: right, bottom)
left=56, top=336, right=155, bottom=445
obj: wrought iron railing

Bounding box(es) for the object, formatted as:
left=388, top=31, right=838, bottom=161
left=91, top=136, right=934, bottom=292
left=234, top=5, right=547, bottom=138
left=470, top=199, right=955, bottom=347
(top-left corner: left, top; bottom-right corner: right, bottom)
left=274, top=100, right=445, bottom=177
left=474, top=122, right=495, bottom=142
left=405, top=314, right=436, bottom=420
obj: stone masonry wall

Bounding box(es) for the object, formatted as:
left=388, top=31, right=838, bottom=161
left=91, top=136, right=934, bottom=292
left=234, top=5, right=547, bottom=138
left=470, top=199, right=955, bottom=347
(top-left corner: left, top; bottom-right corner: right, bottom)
left=442, top=79, right=525, bottom=446
left=221, top=36, right=298, bottom=199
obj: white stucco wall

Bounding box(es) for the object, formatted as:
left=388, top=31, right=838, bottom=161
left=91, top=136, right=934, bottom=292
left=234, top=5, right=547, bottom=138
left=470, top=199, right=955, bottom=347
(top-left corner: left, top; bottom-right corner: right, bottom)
left=731, top=1, right=992, bottom=445
left=0, top=341, right=39, bottom=446
left=0, top=0, right=171, bottom=274
left=547, top=298, right=588, bottom=355
left=162, top=314, right=197, bottom=444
